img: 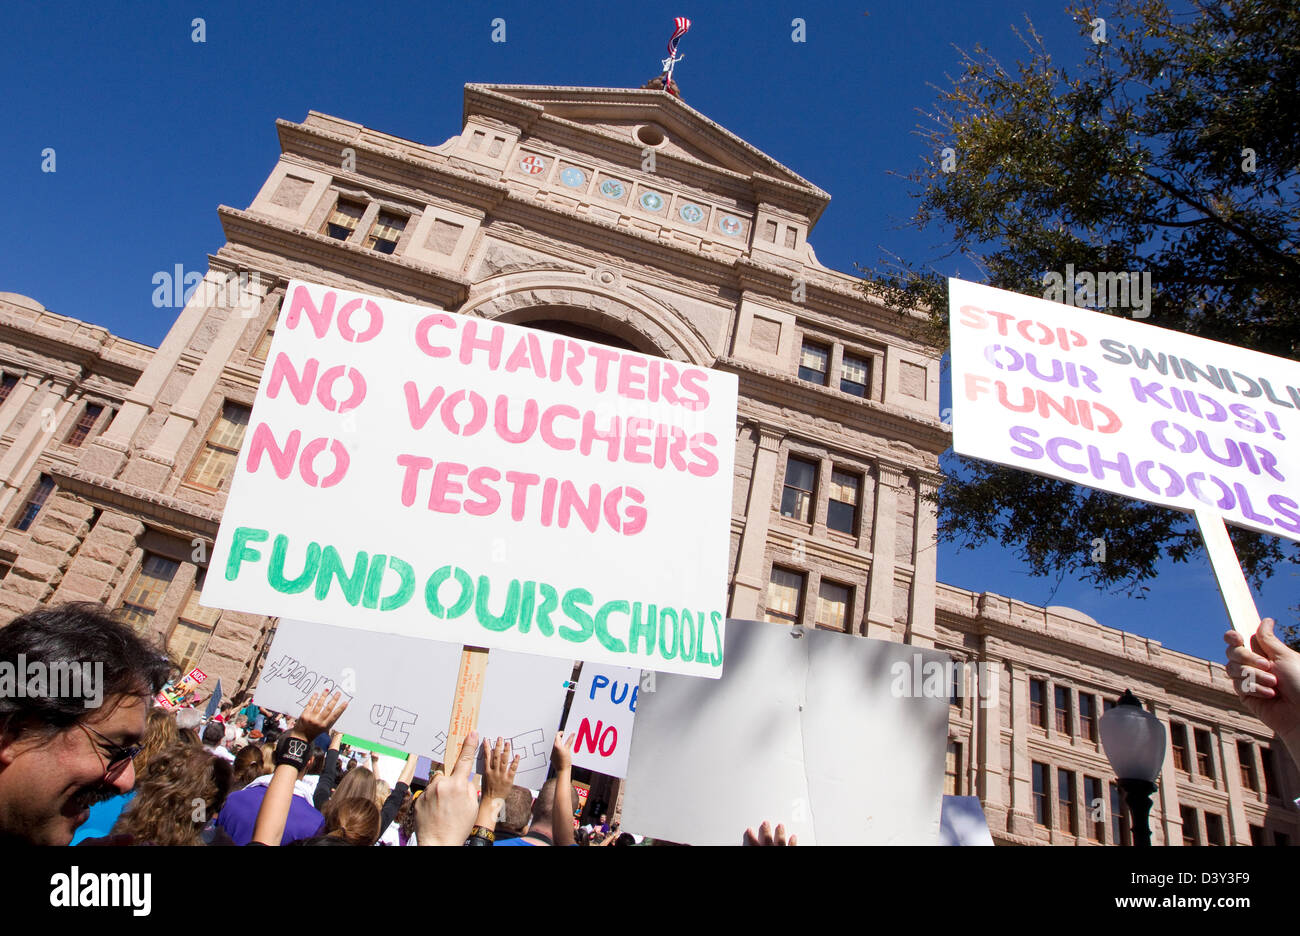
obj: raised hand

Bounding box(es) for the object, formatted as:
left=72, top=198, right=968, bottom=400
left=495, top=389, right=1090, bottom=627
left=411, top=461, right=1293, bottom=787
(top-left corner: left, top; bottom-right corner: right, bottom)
left=1225, top=618, right=1300, bottom=759
left=743, top=821, right=797, bottom=846
left=289, top=689, right=348, bottom=741
left=415, top=731, right=480, bottom=845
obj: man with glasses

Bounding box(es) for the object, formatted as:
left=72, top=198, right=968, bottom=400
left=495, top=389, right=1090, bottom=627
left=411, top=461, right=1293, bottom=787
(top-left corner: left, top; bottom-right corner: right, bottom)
left=0, top=603, right=172, bottom=845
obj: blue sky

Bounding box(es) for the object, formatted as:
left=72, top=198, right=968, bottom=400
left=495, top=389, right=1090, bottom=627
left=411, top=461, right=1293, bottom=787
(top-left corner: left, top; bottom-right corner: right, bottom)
left=1, top=0, right=1293, bottom=661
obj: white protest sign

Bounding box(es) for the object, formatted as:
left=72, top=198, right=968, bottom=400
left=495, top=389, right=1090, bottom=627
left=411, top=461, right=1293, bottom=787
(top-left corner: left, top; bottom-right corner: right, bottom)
left=949, top=278, right=1300, bottom=540
left=254, top=617, right=569, bottom=778
left=204, top=280, right=738, bottom=677
left=565, top=663, right=639, bottom=778
left=949, top=279, right=1300, bottom=633
left=620, top=620, right=949, bottom=845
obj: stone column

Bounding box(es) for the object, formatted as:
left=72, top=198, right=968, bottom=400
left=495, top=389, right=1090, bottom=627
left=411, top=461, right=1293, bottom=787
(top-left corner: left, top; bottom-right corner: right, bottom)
left=83, top=272, right=228, bottom=478
left=0, top=380, right=71, bottom=518
left=906, top=472, right=941, bottom=648
left=976, top=652, right=1007, bottom=834
left=124, top=281, right=263, bottom=489
left=1006, top=662, right=1035, bottom=838
left=1151, top=702, right=1184, bottom=846
left=51, top=511, right=147, bottom=606
left=1217, top=728, right=1251, bottom=844
left=0, top=373, right=39, bottom=438
left=865, top=460, right=905, bottom=640
left=728, top=425, right=784, bottom=620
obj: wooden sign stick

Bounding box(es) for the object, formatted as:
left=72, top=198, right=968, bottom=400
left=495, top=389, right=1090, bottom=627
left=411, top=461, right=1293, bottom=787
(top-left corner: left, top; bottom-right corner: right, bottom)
left=1194, top=508, right=1262, bottom=639
left=443, top=646, right=489, bottom=774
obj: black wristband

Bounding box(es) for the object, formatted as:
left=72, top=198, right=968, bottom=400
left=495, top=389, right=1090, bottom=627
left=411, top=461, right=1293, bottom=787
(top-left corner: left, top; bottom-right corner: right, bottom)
left=275, top=735, right=310, bottom=771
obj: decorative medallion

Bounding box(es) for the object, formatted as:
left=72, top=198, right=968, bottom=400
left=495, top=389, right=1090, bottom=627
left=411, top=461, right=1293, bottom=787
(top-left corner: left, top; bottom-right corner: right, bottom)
left=639, top=190, right=665, bottom=212
left=560, top=166, right=586, bottom=188
left=599, top=178, right=625, bottom=199
left=679, top=203, right=705, bottom=224
left=718, top=214, right=743, bottom=236
left=518, top=155, right=547, bottom=175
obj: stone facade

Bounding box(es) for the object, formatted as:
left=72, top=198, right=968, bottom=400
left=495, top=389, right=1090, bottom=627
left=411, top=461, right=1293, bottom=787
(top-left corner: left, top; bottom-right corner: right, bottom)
left=0, top=84, right=1285, bottom=842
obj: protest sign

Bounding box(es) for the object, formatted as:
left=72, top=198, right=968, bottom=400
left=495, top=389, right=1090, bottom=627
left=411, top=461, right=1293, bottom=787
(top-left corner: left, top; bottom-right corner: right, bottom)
left=254, top=618, right=569, bottom=786
left=939, top=796, right=995, bottom=846
left=203, top=280, right=737, bottom=677
left=565, top=663, right=638, bottom=778
left=620, top=619, right=949, bottom=845
left=156, top=667, right=207, bottom=710
left=949, top=279, right=1300, bottom=632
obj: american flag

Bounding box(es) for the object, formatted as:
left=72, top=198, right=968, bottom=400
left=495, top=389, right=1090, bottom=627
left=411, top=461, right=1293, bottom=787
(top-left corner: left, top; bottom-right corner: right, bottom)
left=667, top=17, right=691, bottom=56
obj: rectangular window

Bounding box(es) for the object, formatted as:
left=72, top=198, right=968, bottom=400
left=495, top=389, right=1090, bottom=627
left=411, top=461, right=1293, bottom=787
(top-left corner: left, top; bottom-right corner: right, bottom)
left=1110, top=782, right=1131, bottom=845
left=1171, top=722, right=1189, bottom=772
left=764, top=567, right=804, bottom=626
left=64, top=403, right=104, bottom=447
left=1057, top=769, right=1075, bottom=834
left=1261, top=747, right=1277, bottom=795
left=14, top=475, right=55, bottom=532
left=322, top=198, right=364, bottom=240
left=839, top=354, right=870, bottom=397
left=950, top=664, right=963, bottom=708
left=1181, top=806, right=1199, bottom=846
left=1205, top=813, right=1224, bottom=846
left=1054, top=685, right=1072, bottom=736
left=1103, top=697, right=1117, bottom=712
left=780, top=456, right=817, bottom=523
left=798, top=341, right=829, bottom=386
left=1194, top=728, right=1215, bottom=781
left=186, top=403, right=251, bottom=491
left=1249, top=825, right=1264, bottom=847
left=1030, top=678, right=1046, bottom=729
left=1238, top=740, right=1258, bottom=791
left=945, top=742, right=962, bottom=796
left=826, top=469, right=860, bottom=535
left=1083, top=776, right=1104, bottom=841
left=365, top=211, right=407, bottom=254
left=251, top=325, right=275, bottom=362
left=1276, top=831, right=1290, bottom=847
left=118, top=554, right=180, bottom=630
left=169, top=569, right=220, bottom=673
left=1078, top=693, right=1096, bottom=742
left=0, top=373, right=17, bottom=405
left=814, top=580, right=850, bottom=631
left=1032, top=762, right=1050, bottom=827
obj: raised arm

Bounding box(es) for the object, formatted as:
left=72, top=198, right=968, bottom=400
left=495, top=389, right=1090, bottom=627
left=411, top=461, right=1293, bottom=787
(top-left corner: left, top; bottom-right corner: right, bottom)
left=312, top=731, right=344, bottom=810
left=551, top=731, right=576, bottom=847
left=251, top=690, right=348, bottom=846
left=377, top=755, right=419, bottom=837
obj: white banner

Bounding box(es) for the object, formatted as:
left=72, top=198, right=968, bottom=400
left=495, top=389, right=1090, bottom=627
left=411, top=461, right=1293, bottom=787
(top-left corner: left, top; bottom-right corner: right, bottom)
left=205, top=280, right=738, bottom=676
left=565, top=663, right=639, bottom=778
left=949, top=279, right=1300, bottom=541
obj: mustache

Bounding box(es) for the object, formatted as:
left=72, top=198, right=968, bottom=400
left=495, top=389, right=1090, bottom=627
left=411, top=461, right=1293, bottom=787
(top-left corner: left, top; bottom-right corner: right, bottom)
left=68, top=783, right=121, bottom=813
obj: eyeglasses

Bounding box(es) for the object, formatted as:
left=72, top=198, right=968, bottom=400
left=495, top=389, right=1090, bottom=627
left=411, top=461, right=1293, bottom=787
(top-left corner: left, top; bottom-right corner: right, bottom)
left=77, top=723, right=143, bottom=781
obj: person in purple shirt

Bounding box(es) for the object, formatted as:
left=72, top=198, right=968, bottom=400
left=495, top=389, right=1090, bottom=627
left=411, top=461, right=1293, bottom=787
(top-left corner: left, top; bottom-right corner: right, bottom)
left=215, top=737, right=325, bottom=845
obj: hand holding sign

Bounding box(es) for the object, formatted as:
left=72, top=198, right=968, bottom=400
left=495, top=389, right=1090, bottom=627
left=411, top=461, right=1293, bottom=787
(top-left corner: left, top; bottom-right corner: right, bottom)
left=1224, top=618, right=1300, bottom=756
left=416, top=730, right=480, bottom=846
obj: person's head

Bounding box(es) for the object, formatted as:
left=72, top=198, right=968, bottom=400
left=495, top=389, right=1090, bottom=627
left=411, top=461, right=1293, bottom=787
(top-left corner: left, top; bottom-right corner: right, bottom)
left=260, top=741, right=276, bottom=774
left=174, top=708, right=202, bottom=733
left=234, top=714, right=248, bottom=729
left=323, top=797, right=380, bottom=846
left=112, top=747, right=232, bottom=845
left=133, top=707, right=181, bottom=783
left=0, top=603, right=173, bottom=845
left=232, top=743, right=267, bottom=788
left=497, top=785, right=534, bottom=835
left=201, top=721, right=225, bottom=747
left=373, top=779, right=391, bottom=810
left=322, top=766, right=376, bottom=826
left=219, top=702, right=232, bottom=716
left=177, top=728, right=201, bottom=748
left=528, top=778, right=557, bottom=835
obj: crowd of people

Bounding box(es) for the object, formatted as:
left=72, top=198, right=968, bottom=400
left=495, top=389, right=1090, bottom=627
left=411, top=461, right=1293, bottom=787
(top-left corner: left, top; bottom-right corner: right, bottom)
left=0, top=602, right=795, bottom=847
left=2, top=599, right=1291, bottom=847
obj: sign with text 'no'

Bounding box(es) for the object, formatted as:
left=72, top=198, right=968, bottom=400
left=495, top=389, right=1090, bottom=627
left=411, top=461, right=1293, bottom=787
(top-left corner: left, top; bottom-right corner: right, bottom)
left=949, top=279, right=1300, bottom=544
left=204, top=280, right=738, bottom=677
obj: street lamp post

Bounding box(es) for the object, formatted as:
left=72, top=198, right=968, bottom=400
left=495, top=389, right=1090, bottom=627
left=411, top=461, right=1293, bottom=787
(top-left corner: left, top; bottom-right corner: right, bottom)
left=1100, top=690, right=1167, bottom=846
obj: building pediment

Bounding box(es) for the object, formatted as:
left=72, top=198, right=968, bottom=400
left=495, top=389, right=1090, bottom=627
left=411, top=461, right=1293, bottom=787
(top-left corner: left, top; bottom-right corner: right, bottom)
left=464, top=84, right=829, bottom=222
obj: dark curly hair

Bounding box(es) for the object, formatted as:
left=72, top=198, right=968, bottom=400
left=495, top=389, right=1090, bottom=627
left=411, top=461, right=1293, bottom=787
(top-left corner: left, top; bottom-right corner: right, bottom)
left=0, top=602, right=175, bottom=739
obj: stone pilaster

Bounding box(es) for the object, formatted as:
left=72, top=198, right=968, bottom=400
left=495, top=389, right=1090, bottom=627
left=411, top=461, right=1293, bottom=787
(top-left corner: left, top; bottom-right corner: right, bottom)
left=0, top=494, right=96, bottom=617
left=906, top=471, right=941, bottom=648
left=729, top=424, right=784, bottom=620
left=865, top=460, right=905, bottom=640
left=1217, top=727, right=1251, bottom=844
left=1007, top=662, right=1035, bottom=838
left=50, top=511, right=145, bottom=605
